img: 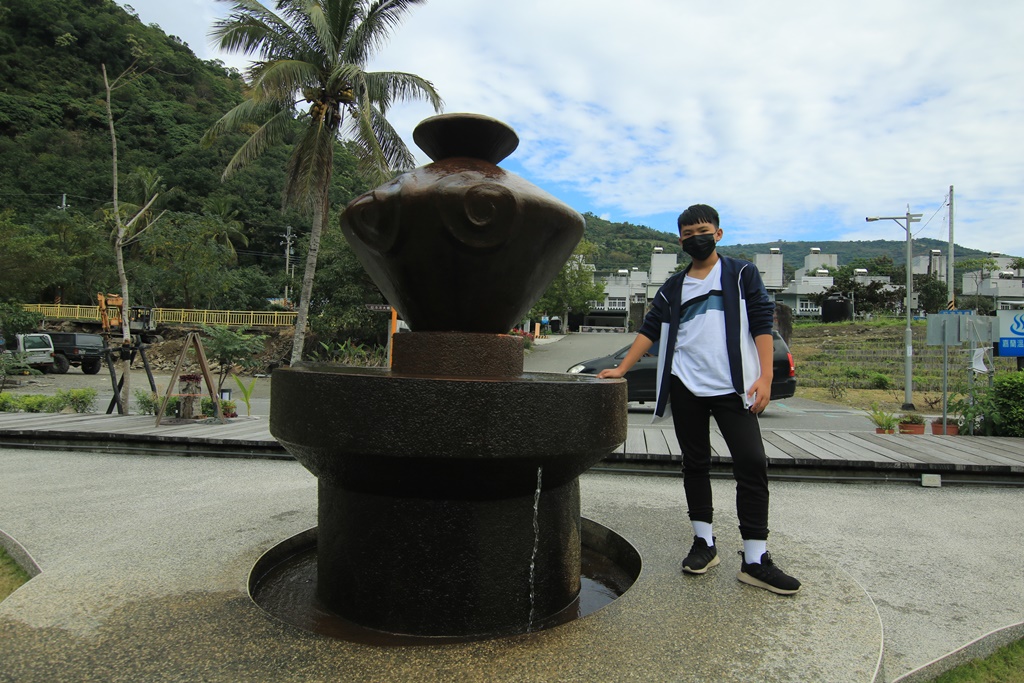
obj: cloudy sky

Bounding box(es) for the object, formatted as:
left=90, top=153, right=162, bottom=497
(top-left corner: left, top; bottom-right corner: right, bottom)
left=125, top=0, right=1024, bottom=256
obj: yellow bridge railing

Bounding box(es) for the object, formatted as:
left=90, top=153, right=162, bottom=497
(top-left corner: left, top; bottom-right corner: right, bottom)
left=22, top=304, right=297, bottom=328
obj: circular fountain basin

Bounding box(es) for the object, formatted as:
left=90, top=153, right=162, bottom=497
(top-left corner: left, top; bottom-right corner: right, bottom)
left=249, top=517, right=641, bottom=644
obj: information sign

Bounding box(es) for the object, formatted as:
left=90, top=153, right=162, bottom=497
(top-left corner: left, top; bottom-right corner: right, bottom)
left=996, top=310, right=1024, bottom=357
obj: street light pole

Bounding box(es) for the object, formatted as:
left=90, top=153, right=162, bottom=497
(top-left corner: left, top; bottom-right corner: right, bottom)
left=866, top=207, right=922, bottom=410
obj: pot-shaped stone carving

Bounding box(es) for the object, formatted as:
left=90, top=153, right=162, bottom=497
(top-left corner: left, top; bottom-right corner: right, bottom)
left=340, top=113, right=584, bottom=332
left=269, top=113, right=627, bottom=639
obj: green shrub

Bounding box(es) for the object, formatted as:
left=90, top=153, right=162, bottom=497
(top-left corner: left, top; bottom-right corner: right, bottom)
left=842, top=367, right=866, bottom=379
left=992, top=372, right=1024, bottom=437
left=200, top=397, right=237, bottom=417
left=898, top=412, right=925, bottom=425
left=133, top=390, right=178, bottom=416
left=0, top=393, right=19, bottom=412
left=869, top=373, right=892, bottom=390
left=164, top=396, right=180, bottom=416
left=55, top=388, right=97, bottom=413
left=19, top=395, right=61, bottom=413
left=133, top=389, right=158, bottom=415
left=310, top=339, right=388, bottom=367
left=949, top=384, right=998, bottom=436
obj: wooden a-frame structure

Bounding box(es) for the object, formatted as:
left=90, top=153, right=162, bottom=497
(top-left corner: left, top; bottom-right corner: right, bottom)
left=155, top=332, right=223, bottom=426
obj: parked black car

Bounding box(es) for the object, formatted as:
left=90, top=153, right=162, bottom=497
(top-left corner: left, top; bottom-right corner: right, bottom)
left=47, top=332, right=105, bottom=374
left=567, top=330, right=796, bottom=403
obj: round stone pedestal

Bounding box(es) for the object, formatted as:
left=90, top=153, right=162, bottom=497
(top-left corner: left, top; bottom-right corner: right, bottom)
left=270, top=338, right=626, bottom=637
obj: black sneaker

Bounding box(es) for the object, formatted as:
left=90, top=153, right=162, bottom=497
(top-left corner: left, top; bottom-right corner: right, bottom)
left=681, top=536, right=720, bottom=574
left=737, top=551, right=801, bottom=595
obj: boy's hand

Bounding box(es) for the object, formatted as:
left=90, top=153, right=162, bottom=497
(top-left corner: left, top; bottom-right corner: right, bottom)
left=596, top=367, right=626, bottom=379
left=747, top=375, right=772, bottom=413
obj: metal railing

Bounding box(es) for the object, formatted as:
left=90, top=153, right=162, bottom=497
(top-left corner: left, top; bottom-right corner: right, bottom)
left=22, top=304, right=297, bottom=328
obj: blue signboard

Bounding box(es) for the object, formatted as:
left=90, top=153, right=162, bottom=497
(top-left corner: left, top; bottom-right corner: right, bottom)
left=997, top=310, right=1024, bottom=357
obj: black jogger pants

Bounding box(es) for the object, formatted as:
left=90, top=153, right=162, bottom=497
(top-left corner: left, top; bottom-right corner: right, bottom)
left=669, top=376, right=770, bottom=540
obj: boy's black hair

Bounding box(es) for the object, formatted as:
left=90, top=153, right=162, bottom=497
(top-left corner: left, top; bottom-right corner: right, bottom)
left=677, top=204, right=720, bottom=231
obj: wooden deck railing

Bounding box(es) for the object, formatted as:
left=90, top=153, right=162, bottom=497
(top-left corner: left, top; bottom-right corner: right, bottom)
left=22, top=304, right=297, bottom=328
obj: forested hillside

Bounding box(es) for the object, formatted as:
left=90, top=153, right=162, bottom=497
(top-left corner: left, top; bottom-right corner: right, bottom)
left=0, top=0, right=373, bottom=319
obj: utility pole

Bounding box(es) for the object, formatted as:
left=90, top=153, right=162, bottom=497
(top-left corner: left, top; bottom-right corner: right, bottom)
left=866, top=207, right=922, bottom=410
left=947, top=185, right=955, bottom=309
left=57, top=193, right=69, bottom=210
left=282, top=226, right=295, bottom=304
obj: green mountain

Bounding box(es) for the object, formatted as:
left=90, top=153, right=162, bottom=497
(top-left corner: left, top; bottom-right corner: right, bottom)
left=0, top=0, right=369, bottom=305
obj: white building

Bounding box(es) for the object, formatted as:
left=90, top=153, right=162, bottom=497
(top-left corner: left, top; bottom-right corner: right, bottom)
left=793, top=247, right=838, bottom=279
left=754, top=248, right=784, bottom=291
left=775, top=248, right=838, bottom=317
left=911, top=249, right=948, bottom=282
left=587, top=248, right=679, bottom=331
left=961, top=255, right=1024, bottom=310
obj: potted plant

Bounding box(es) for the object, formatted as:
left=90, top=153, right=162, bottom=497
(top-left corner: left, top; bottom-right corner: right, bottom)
left=897, top=412, right=926, bottom=434
left=931, top=418, right=959, bottom=435
left=866, top=403, right=899, bottom=434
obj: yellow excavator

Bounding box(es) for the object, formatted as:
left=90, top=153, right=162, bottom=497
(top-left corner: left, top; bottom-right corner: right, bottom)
left=96, top=293, right=158, bottom=414
left=96, top=293, right=157, bottom=341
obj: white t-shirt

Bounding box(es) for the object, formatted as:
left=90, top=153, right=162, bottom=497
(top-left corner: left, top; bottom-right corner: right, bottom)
left=671, top=260, right=734, bottom=396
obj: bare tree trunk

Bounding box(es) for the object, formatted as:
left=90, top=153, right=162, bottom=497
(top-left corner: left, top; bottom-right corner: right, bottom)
left=103, top=64, right=132, bottom=411
left=289, top=190, right=329, bottom=365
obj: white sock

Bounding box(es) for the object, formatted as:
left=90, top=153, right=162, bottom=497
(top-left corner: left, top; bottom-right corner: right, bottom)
left=744, top=540, right=767, bottom=564
left=692, top=521, right=714, bottom=546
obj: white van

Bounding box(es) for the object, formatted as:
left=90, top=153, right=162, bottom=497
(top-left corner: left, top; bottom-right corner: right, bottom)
left=3, top=333, right=55, bottom=372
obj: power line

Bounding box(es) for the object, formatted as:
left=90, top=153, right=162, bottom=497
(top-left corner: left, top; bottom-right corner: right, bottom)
left=915, top=192, right=950, bottom=238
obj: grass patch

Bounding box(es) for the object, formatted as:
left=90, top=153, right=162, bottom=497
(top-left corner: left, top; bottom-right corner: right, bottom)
left=788, top=321, right=1017, bottom=394
left=0, top=546, right=30, bottom=602
left=930, top=636, right=1024, bottom=682
left=795, top=386, right=943, bottom=414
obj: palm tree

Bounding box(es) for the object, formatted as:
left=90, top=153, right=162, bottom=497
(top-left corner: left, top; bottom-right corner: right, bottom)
left=202, top=0, right=443, bottom=364
left=202, top=196, right=249, bottom=264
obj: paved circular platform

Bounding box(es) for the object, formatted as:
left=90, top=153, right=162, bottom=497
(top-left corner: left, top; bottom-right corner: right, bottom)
left=0, top=452, right=882, bottom=682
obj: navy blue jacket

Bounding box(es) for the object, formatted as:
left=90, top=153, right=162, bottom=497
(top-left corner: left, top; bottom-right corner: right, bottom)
left=637, top=255, right=775, bottom=417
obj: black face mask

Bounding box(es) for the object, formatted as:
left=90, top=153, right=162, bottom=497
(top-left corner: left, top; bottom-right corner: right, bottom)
left=681, top=233, right=717, bottom=261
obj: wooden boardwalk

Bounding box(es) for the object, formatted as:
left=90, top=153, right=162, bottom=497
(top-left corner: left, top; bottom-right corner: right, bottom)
left=1, top=413, right=1023, bottom=480
left=605, top=425, right=1024, bottom=479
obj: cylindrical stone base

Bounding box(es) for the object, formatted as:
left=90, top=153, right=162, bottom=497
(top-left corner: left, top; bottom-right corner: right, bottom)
left=317, top=476, right=581, bottom=637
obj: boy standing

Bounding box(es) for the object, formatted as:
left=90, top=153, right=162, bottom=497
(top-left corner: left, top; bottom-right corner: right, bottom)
left=597, top=204, right=800, bottom=595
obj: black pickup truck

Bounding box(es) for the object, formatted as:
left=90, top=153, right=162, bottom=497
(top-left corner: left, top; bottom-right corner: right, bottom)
left=47, top=332, right=105, bottom=374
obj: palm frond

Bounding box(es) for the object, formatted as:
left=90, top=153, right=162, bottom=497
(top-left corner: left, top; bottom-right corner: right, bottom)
left=211, top=0, right=315, bottom=63
left=299, top=0, right=339, bottom=61
left=250, top=59, right=321, bottom=99
left=283, top=124, right=337, bottom=210
left=275, top=0, right=336, bottom=63
left=211, top=0, right=298, bottom=58
left=362, top=70, right=442, bottom=114
left=367, top=106, right=415, bottom=171
left=201, top=97, right=287, bottom=146
left=346, top=104, right=394, bottom=185
left=343, top=0, right=426, bottom=65
left=221, top=107, right=296, bottom=179
left=325, top=62, right=364, bottom=93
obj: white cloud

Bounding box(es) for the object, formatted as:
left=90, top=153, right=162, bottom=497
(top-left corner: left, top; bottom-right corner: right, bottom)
left=125, top=0, right=1024, bottom=256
